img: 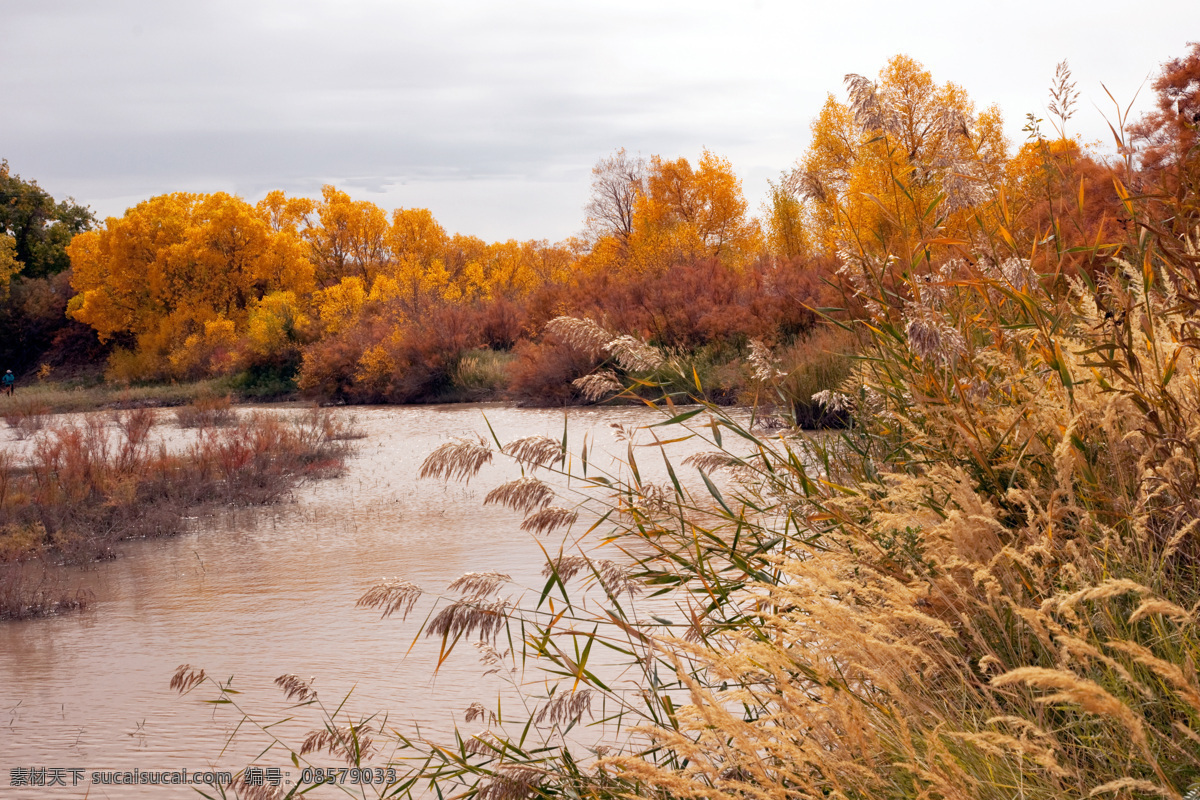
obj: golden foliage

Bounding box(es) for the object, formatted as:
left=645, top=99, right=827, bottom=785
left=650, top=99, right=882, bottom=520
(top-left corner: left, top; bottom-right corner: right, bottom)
left=67, top=192, right=316, bottom=380
left=0, top=234, right=20, bottom=293
left=797, top=54, right=1008, bottom=256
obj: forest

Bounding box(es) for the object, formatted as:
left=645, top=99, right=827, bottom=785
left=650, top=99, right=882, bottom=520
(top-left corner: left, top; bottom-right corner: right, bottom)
left=3, top=50, right=1174, bottom=421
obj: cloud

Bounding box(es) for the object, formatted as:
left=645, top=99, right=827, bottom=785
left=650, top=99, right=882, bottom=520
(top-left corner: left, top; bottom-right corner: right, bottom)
left=2, top=0, right=1196, bottom=239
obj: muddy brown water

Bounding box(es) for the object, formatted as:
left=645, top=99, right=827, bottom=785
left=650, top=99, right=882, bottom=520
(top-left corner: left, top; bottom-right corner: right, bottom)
left=0, top=403, right=750, bottom=798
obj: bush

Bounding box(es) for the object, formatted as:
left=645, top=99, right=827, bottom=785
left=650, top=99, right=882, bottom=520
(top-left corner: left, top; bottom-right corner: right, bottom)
left=451, top=349, right=513, bottom=399
left=174, top=391, right=237, bottom=428
left=506, top=337, right=601, bottom=406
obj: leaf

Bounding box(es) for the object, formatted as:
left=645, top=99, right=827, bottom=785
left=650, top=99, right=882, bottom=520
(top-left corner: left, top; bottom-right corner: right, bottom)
left=651, top=407, right=704, bottom=426
left=699, top=469, right=734, bottom=518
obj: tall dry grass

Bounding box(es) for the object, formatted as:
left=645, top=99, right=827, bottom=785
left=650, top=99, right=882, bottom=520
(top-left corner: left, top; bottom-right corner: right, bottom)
left=0, top=376, right=239, bottom=416
left=1, top=396, right=51, bottom=439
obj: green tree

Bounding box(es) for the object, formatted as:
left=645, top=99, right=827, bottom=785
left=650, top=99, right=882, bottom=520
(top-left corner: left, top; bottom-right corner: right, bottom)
left=0, top=160, right=94, bottom=279
left=0, top=161, right=99, bottom=376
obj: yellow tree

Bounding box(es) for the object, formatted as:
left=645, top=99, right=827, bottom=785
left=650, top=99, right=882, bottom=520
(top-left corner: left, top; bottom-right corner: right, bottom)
left=442, top=233, right=489, bottom=300
left=625, top=150, right=761, bottom=273
left=521, top=239, right=576, bottom=286
left=257, top=190, right=315, bottom=233
left=764, top=180, right=808, bottom=259
left=795, top=55, right=1008, bottom=257
left=477, top=240, right=545, bottom=300
left=242, top=290, right=311, bottom=366
left=312, top=276, right=368, bottom=334
left=68, top=192, right=315, bottom=379
left=306, top=186, right=391, bottom=285
left=380, top=207, right=453, bottom=317
left=0, top=234, right=20, bottom=294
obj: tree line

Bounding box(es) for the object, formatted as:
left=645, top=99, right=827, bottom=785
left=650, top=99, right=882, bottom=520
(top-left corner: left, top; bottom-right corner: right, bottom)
left=1, top=46, right=1195, bottom=408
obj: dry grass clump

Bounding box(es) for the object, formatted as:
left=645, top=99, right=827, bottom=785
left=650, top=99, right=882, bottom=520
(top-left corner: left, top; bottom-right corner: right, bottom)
left=452, top=350, right=514, bottom=399
left=568, top=165, right=1200, bottom=800
left=0, top=378, right=240, bottom=417
left=777, top=324, right=857, bottom=427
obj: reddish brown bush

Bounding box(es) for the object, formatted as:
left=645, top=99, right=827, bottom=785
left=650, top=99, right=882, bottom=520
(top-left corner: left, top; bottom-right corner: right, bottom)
left=1131, top=42, right=1200, bottom=233
left=506, top=338, right=600, bottom=406
left=389, top=302, right=484, bottom=402
left=297, top=316, right=394, bottom=402
left=477, top=297, right=528, bottom=350
left=1010, top=142, right=1124, bottom=277
left=538, top=257, right=833, bottom=352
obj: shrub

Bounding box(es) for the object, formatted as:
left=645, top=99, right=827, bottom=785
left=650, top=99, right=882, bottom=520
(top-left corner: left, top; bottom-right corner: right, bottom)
left=451, top=349, right=513, bottom=399
left=229, top=358, right=301, bottom=400
left=296, top=316, right=393, bottom=402
left=1, top=396, right=50, bottom=439
left=174, top=391, right=237, bottom=428
left=506, top=337, right=602, bottom=406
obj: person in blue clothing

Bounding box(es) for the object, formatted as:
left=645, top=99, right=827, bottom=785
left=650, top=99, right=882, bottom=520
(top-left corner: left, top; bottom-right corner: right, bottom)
left=2, top=370, right=14, bottom=396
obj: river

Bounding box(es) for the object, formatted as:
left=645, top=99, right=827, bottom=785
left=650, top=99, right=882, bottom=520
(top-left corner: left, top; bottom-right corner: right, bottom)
left=0, top=403, right=736, bottom=798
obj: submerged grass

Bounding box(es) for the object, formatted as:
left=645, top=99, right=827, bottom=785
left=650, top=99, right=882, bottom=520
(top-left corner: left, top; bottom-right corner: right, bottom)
left=0, top=563, right=91, bottom=620
left=0, top=406, right=356, bottom=619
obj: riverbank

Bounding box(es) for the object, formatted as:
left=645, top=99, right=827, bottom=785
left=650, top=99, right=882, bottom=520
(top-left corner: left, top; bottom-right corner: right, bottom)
left=0, top=322, right=858, bottom=426
left=0, top=377, right=239, bottom=416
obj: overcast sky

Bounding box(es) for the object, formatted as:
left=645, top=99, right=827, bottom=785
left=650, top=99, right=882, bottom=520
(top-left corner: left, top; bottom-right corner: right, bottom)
left=2, top=0, right=1196, bottom=242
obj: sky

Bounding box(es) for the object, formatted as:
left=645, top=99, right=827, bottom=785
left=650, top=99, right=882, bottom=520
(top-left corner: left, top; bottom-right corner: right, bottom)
left=2, top=0, right=1197, bottom=242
